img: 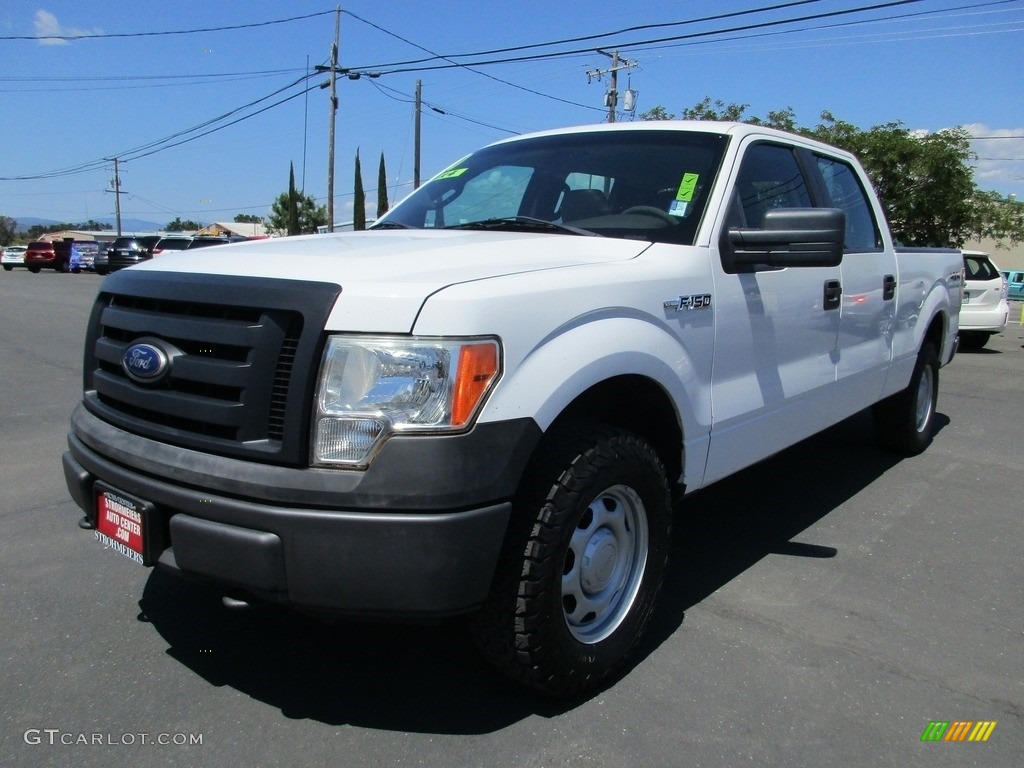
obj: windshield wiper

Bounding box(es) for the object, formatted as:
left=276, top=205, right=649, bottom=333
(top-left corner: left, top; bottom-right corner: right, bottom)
left=444, top=216, right=598, bottom=237
left=369, top=220, right=413, bottom=230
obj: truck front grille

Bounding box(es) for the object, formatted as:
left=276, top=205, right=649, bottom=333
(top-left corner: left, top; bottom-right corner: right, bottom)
left=83, top=271, right=340, bottom=466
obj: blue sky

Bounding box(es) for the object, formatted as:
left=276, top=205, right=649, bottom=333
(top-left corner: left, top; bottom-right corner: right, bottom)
left=1, top=0, right=1022, bottom=229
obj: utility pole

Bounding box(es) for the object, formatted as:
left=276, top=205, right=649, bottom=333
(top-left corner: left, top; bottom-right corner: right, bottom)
left=326, top=7, right=340, bottom=232
left=414, top=79, right=422, bottom=189
left=586, top=50, right=638, bottom=123
left=316, top=7, right=380, bottom=227
left=105, top=157, right=126, bottom=235
left=302, top=54, right=309, bottom=193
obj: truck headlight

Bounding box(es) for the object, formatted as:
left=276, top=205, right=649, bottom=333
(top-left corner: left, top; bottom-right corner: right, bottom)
left=312, top=336, right=501, bottom=466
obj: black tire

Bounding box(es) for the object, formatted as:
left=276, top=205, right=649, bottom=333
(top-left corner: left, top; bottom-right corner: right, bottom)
left=471, top=424, right=672, bottom=696
left=27, top=266, right=40, bottom=274
left=957, top=331, right=990, bottom=351
left=57, top=257, right=70, bottom=273
left=95, top=267, right=108, bottom=276
left=2, top=265, right=12, bottom=271
left=873, top=343, right=939, bottom=455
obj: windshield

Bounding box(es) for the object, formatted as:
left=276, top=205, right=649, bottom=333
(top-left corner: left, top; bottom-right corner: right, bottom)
left=376, top=129, right=729, bottom=246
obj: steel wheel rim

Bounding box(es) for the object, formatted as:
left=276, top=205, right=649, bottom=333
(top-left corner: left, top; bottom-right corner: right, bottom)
left=915, top=365, right=934, bottom=433
left=561, top=484, right=649, bottom=643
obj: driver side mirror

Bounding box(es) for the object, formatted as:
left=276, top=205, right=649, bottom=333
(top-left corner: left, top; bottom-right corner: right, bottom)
left=721, top=208, right=845, bottom=273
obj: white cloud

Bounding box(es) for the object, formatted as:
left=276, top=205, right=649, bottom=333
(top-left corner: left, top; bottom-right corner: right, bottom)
left=34, top=9, right=102, bottom=45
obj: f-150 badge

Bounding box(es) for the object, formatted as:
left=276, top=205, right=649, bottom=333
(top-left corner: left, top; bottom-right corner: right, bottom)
left=663, top=294, right=712, bottom=312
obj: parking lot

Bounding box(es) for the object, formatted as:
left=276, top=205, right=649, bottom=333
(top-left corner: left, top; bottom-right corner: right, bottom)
left=1, top=268, right=1021, bottom=768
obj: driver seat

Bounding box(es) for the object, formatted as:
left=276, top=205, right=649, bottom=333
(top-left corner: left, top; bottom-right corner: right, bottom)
left=560, top=189, right=611, bottom=222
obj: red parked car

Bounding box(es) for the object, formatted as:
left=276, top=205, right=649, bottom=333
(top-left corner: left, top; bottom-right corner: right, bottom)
left=24, top=241, right=56, bottom=273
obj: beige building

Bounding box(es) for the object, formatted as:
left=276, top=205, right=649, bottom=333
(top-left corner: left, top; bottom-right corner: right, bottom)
left=963, top=238, right=1024, bottom=271
left=195, top=221, right=267, bottom=239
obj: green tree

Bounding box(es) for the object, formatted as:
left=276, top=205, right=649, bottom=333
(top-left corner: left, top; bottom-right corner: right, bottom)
left=1, top=216, right=19, bottom=246
left=286, top=163, right=300, bottom=236
left=266, top=165, right=327, bottom=236
left=233, top=213, right=262, bottom=223
left=165, top=218, right=203, bottom=231
left=642, top=98, right=1024, bottom=246
left=24, top=220, right=114, bottom=239
left=353, top=150, right=366, bottom=231
left=77, top=219, right=112, bottom=231
left=266, top=191, right=326, bottom=235
left=377, top=152, right=389, bottom=219
left=808, top=113, right=976, bottom=246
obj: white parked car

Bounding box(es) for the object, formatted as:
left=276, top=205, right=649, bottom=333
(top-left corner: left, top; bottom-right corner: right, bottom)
left=1, top=244, right=27, bottom=271
left=959, top=250, right=1008, bottom=349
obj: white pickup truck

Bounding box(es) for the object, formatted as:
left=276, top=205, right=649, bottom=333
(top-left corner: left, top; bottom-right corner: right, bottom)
left=63, top=122, right=962, bottom=695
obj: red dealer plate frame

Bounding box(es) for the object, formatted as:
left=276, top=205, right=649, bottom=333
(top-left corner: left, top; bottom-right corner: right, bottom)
left=94, top=484, right=153, bottom=566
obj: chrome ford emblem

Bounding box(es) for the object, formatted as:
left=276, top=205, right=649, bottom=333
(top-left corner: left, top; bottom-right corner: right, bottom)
left=122, top=342, right=169, bottom=383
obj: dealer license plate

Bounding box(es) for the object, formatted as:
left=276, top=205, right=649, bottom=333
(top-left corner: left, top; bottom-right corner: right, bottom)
left=94, top=486, right=151, bottom=565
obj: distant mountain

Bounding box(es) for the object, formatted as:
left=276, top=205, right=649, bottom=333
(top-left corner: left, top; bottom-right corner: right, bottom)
left=14, top=216, right=164, bottom=233
left=96, top=217, right=164, bottom=232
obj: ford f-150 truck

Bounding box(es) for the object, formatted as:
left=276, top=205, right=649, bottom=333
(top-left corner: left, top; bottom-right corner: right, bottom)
left=63, top=122, right=962, bottom=695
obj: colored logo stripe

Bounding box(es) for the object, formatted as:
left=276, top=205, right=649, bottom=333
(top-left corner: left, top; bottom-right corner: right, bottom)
left=969, top=722, right=997, bottom=742
left=921, top=721, right=996, bottom=742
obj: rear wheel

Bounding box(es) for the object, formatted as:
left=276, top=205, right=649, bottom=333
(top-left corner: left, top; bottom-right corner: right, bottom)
left=27, top=265, right=40, bottom=274
left=873, top=343, right=939, bottom=455
left=471, top=424, right=672, bottom=696
left=2, top=265, right=12, bottom=272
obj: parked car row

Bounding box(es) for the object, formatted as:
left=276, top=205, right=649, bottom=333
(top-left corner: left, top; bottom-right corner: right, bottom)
left=1, top=235, right=244, bottom=275
left=94, top=234, right=243, bottom=274
left=15, top=239, right=100, bottom=273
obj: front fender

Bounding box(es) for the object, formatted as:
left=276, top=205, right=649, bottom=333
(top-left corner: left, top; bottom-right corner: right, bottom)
left=479, top=314, right=711, bottom=488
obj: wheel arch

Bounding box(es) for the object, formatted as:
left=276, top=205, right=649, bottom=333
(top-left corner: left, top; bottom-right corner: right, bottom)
left=548, top=375, right=684, bottom=495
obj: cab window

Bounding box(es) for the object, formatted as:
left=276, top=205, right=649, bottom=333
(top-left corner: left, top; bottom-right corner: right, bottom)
left=815, top=155, right=882, bottom=251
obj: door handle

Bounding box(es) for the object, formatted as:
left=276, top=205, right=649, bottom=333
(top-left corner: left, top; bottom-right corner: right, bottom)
left=824, top=279, right=841, bottom=311
left=883, top=274, right=896, bottom=301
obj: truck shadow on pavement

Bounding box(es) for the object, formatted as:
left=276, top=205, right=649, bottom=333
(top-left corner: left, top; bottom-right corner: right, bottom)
left=138, top=408, right=947, bottom=734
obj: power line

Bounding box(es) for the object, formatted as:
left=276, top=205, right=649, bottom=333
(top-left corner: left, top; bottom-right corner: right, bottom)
left=369, top=76, right=560, bottom=133
left=351, top=0, right=1008, bottom=75
left=343, top=8, right=606, bottom=113
left=0, top=10, right=334, bottom=42
left=344, top=0, right=829, bottom=70
left=0, top=73, right=317, bottom=181
left=0, top=68, right=304, bottom=83
left=0, top=68, right=307, bottom=94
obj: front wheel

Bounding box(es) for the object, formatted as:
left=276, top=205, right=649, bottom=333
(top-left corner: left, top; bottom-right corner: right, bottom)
left=471, top=424, right=672, bottom=696
left=873, top=343, right=939, bottom=455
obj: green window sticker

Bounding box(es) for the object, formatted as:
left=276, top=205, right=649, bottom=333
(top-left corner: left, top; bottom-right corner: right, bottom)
left=435, top=167, right=468, bottom=180
left=675, top=173, right=700, bottom=202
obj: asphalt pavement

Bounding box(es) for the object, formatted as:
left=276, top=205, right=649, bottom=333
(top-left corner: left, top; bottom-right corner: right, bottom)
left=1, top=268, right=1020, bottom=768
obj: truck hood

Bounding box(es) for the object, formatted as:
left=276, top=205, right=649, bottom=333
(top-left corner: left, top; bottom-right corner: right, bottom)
left=133, top=230, right=649, bottom=332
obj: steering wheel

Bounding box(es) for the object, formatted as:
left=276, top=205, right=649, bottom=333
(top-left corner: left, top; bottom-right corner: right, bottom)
left=621, top=206, right=678, bottom=225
